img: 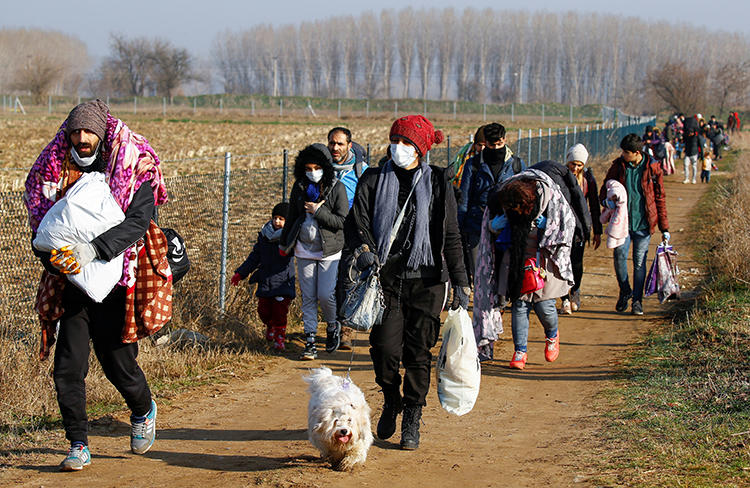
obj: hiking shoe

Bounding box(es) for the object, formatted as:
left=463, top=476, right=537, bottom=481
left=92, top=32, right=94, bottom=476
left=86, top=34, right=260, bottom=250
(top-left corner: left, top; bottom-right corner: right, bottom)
left=570, top=290, right=581, bottom=311
left=545, top=332, right=560, bottom=362
left=509, top=351, right=528, bottom=370
left=632, top=301, right=644, bottom=316
left=131, top=400, right=157, bottom=455
left=376, top=392, right=402, bottom=440
left=400, top=405, right=423, bottom=450
left=615, top=291, right=632, bottom=312
left=60, top=444, right=91, bottom=471
left=300, top=341, right=317, bottom=360
left=338, top=325, right=354, bottom=351
left=325, top=321, right=341, bottom=353
left=561, top=298, right=572, bottom=315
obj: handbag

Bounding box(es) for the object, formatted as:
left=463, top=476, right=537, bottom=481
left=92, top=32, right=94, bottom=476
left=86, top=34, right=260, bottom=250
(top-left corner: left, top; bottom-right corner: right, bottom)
left=341, top=169, right=424, bottom=331
left=519, top=253, right=546, bottom=295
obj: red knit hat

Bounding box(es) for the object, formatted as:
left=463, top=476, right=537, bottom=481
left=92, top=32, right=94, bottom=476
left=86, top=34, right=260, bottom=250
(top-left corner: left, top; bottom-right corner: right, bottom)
left=389, top=115, right=444, bottom=156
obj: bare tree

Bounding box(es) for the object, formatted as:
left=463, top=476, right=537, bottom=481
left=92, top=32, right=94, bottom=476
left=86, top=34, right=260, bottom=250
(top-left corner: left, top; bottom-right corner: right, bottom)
left=151, top=39, right=194, bottom=98
left=713, top=61, right=750, bottom=118
left=0, top=28, right=89, bottom=97
left=649, top=63, right=709, bottom=114
left=12, top=54, right=62, bottom=102
left=436, top=8, right=457, bottom=100
left=106, top=35, right=154, bottom=96
left=397, top=8, right=417, bottom=98
left=415, top=9, right=437, bottom=100
left=380, top=10, right=396, bottom=98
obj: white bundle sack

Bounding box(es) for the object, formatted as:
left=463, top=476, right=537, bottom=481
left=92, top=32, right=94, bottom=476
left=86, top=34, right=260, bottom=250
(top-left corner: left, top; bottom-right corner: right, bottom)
left=33, top=172, right=126, bottom=303
left=436, top=307, right=481, bottom=416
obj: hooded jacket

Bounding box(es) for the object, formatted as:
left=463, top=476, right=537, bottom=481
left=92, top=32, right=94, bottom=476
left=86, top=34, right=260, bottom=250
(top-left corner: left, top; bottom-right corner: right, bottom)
left=529, top=160, right=591, bottom=243
left=598, top=152, right=669, bottom=235
left=279, top=143, right=348, bottom=258
left=235, top=221, right=296, bottom=298
left=457, top=147, right=525, bottom=238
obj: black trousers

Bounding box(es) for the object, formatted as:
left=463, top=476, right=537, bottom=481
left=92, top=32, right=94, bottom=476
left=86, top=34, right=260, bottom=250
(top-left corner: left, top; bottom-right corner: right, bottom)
left=569, top=240, right=586, bottom=294
left=336, top=247, right=356, bottom=320
left=54, top=285, right=152, bottom=445
left=369, top=278, right=446, bottom=407
left=461, top=232, right=480, bottom=288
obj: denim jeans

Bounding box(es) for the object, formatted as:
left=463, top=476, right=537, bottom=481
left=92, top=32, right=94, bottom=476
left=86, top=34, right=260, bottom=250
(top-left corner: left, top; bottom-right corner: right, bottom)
left=510, top=299, right=558, bottom=353
left=297, top=257, right=339, bottom=335
left=613, top=229, right=651, bottom=302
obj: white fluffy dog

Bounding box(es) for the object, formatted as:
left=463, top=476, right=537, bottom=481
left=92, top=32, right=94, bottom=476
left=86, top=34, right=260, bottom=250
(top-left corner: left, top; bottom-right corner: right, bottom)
left=303, top=367, right=373, bottom=471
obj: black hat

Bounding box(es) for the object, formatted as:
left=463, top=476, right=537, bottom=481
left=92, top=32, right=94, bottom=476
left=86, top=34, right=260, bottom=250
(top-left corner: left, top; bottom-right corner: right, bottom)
left=272, top=202, right=290, bottom=218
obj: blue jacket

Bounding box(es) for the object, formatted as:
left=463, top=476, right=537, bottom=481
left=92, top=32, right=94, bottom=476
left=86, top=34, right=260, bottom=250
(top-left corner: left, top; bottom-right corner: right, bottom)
left=457, top=148, right=525, bottom=238
left=334, top=146, right=368, bottom=208
left=235, top=221, right=296, bottom=298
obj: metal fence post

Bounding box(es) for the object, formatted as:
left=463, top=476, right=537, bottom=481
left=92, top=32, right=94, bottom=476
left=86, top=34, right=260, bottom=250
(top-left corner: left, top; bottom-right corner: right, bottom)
left=573, top=125, right=577, bottom=144
left=282, top=149, right=289, bottom=202
left=527, top=129, right=532, bottom=163
left=162, top=97, right=166, bottom=116
left=446, top=135, right=451, bottom=166
left=394, top=101, right=398, bottom=119
left=133, top=96, right=137, bottom=114
left=517, top=128, right=522, bottom=155
left=453, top=101, right=457, bottom=120
left=565, top=126, right=569, bottom=151
left=219, top=151, right=231, bottom=314
left=193, top=97, right=197, bottom=115
left=220, top=98, right=223, bottom=113
left=366, top=144, right=371, bottom=165
left=483, top=103, right=487, bottom=122
left=366, top=100, right=369, bottom=118
left=547, top=127, right=552, bottom=160
left=48, top=95, right=51, bottom=114
left=511, top=103, right=515, bottom=123
left=251, top=99, right=255, bottom=116
left=538, top=128, right=542, bottom=163
left=541, top=104, right=545, bottom=124
left=280, top=98, right=283, bottom=117
left=338, top=100, right=341, bottom=118
left=569, top=103, right=573, bottom=123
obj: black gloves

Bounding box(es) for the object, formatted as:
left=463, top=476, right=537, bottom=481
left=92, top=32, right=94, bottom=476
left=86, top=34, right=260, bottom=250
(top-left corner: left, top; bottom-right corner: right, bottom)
left=356, top=251, right=379, bottom=271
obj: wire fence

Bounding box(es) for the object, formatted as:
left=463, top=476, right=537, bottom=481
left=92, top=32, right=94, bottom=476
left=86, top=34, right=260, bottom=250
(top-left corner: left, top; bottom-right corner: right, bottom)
left=0, top=118, right=653, bottom=348
left=2, top=93, right=632, bottom=125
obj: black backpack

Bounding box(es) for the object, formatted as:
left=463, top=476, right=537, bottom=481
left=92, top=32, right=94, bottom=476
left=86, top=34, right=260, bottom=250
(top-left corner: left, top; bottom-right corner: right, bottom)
left=162, top=227, right=190, bottom=283
left=652, top=142, right=667, bottom=160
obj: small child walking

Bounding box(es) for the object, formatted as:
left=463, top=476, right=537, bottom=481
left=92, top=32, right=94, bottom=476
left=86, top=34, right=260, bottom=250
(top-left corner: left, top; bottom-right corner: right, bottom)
left=700, top=156, right=713, bottom=183
left=231, top=202, right=295, bottom=350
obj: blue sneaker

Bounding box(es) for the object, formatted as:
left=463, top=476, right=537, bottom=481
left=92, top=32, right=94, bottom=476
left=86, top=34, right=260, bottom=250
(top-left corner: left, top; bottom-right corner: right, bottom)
left=60, top=444, right=91, bottom=471
left=131, top=400, right=157, bottom=454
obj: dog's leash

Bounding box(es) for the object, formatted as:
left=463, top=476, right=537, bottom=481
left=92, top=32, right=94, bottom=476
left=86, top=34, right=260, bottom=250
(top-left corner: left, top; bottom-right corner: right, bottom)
left=343, top=327, right=357, bottom=385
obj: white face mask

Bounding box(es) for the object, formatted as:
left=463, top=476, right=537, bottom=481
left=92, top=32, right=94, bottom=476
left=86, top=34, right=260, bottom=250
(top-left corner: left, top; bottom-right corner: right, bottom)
left=71, top=144, right=100, bottom=168
left=306, top=169, right=323, bottom=183
left=390, top=143, right=418, bottom=168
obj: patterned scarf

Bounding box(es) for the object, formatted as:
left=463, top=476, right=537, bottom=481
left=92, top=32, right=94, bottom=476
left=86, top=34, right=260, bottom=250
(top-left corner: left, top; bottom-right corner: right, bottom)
left=25, top=115, right=169, bottom=359
left=372, top=160, right=433, bottom=269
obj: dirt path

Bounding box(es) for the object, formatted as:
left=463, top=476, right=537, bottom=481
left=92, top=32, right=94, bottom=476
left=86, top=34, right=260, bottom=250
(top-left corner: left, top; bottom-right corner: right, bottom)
left=1, top=167, right=707, bottom=488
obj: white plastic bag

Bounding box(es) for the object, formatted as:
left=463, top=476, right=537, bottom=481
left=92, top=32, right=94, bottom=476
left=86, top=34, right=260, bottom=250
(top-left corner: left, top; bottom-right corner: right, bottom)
left=33, top=172, right=126, bottom=302
left=436, top=307, right=481, bottom=416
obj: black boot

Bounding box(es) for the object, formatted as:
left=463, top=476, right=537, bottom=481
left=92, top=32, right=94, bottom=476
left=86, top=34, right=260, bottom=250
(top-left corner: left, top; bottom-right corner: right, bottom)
left=400, top=405, right=422, bottom=450
left=376, top=391, right=402, bottom=440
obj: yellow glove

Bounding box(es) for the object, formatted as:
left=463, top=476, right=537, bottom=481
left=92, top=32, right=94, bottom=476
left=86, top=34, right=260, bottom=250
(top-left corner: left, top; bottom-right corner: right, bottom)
left=50, top=246, right=81, bottom=275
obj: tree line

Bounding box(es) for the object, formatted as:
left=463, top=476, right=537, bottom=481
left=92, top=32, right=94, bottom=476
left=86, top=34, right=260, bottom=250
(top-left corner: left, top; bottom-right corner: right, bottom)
left=212, top=8, right=750, bottom=113
left=2, top=8, right=749, bottom=115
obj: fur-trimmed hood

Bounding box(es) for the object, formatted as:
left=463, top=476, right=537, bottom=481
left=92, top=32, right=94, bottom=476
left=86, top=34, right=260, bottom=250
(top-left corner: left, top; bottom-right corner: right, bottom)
left=294, top=143, right=335, bottom=188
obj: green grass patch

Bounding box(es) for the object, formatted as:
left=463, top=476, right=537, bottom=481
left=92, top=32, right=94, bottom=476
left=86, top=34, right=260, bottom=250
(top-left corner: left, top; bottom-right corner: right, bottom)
left=596, top=148, right=750, bottom=487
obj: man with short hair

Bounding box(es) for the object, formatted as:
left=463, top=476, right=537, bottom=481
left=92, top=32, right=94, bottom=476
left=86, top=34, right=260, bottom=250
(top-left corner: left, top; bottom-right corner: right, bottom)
left=457, top=122, right=525, bottom=284
left=328, top=127, right=368, bottom=351
left=25, top=100, right=168, bottom=471
left=599, top=133, right=670, bottom=316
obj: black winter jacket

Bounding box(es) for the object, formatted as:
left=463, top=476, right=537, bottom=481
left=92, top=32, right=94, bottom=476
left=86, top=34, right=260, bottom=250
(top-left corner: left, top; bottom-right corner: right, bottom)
left=345, top=164, right=468, bottom=288
left=530, top=160, right=592, bottom=242
left=280, top=178, right=348, bottom=258
left=235, top=223, right=296, bottom=298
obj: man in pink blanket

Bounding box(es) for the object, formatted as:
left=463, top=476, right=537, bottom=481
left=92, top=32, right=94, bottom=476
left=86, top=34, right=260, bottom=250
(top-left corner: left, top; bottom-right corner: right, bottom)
left=25, top=100, right=169, bottom=471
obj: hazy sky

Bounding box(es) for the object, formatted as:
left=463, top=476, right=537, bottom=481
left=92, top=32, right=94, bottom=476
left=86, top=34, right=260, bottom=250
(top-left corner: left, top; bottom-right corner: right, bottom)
left=4, top=0, right=749, bottom=59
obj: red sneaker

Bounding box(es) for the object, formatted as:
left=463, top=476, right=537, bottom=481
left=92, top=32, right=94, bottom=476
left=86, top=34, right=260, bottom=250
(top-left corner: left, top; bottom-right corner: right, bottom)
left=509, top=351, right=527, bottom=370
left=545, top=332, right=559, bottom=362
left=265, top=327, right=275, bottom=342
